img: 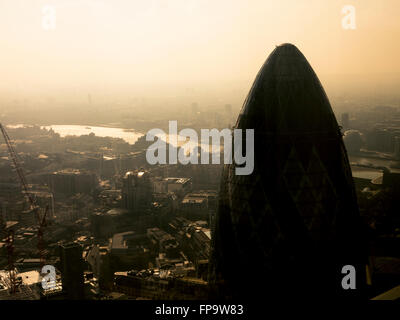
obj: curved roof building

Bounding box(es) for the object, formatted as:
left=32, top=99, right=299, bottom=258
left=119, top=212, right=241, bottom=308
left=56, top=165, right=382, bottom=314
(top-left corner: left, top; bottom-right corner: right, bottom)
left=209, top=44, right=367, bottom=300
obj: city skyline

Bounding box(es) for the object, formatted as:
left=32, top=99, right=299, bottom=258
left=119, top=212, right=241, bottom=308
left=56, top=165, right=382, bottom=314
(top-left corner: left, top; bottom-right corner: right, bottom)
left=1, top=0, right=399, bottom=305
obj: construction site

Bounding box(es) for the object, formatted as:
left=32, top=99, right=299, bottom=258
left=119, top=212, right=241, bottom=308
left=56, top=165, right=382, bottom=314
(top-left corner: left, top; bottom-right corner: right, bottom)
left=0, top=123, right=218, bottom=300
left=0, top=123, right=55, bottom=299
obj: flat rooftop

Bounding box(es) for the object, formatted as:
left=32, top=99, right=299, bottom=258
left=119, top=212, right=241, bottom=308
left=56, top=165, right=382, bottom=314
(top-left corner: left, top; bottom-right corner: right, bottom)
left=164, top=177, right=191, bottom=184
left=111, top=231, right=135, bottom=250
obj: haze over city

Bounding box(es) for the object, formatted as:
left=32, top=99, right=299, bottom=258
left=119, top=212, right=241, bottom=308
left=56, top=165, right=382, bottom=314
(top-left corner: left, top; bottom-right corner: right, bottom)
left=1, top=0, right=400, bottom=125
left=1, top=0, right=400, bottom=304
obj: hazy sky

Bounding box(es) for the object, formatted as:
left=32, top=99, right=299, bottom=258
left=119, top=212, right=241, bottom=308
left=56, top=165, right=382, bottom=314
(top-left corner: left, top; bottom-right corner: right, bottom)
left=0, top=0, right=399, bottom=98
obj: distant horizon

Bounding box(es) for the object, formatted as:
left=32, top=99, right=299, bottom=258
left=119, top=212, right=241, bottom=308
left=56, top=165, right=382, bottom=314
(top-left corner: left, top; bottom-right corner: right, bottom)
left=1, top=0, right=400, bottom=114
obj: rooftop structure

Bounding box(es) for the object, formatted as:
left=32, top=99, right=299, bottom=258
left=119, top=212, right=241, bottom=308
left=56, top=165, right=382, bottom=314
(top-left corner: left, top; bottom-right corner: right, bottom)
left=49, top=169, right=96, bottom=195
left=122, top=170, right=152, bottom=213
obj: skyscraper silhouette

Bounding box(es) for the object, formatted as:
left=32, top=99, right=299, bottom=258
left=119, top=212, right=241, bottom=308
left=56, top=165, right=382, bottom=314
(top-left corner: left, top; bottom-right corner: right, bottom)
left=209, top=43, right=367, bottom=300
left=60, top=242, right=85, bottom=300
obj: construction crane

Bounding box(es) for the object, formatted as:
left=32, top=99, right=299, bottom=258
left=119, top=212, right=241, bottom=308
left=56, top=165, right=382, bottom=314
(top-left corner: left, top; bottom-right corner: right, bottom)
left=5, top=230, right=16, bottom=294
left=0, top=123, right=49, bottom=292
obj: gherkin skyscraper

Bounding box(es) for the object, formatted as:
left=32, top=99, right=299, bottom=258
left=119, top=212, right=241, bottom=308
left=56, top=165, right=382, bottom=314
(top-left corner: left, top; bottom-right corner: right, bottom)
left=209, top=43, right=367, bottom=300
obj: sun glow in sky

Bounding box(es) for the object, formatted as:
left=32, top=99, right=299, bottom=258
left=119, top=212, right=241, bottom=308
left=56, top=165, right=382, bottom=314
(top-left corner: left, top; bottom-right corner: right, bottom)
left=0, top=0, right=399, bottom=97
